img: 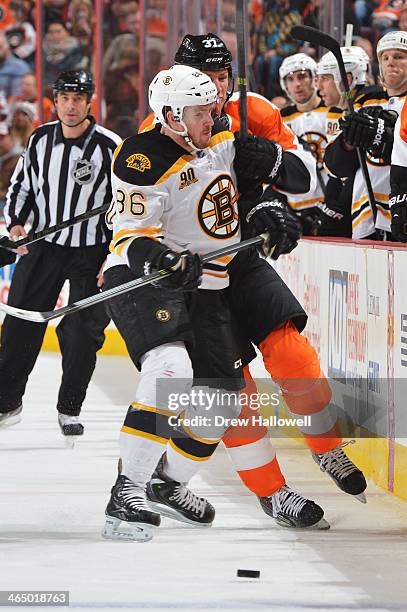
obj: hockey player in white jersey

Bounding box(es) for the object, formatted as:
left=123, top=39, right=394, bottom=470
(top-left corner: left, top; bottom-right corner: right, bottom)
left=101, top=65, right=306, bottom=541
left=390, top=94, right=407, bottom=239
left=279, top=53, right=346, bottom=235
left=324, top=32, right=407, bottom=239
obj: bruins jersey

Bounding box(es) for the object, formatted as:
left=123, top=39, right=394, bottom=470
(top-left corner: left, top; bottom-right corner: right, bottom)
left=105, top=125, right=240, bottom=290
left=280, top=100, right=342, bottom=211
left=139, top=91, right=317, bottom=197
left=326, top=87, right=406, bottom=238
left=390, top=96, right=407, bottom=209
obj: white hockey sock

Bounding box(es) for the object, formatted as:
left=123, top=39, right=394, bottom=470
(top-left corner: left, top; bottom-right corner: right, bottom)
left=120, top=430, right=166, bottom=487
left=163, top=442, right=206, bottom=483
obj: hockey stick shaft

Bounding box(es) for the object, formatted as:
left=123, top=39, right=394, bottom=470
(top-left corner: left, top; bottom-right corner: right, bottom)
left=0, top=235, right=267, bottom=323
left=0, top=202, right=111, bottom=251
left=236, top=0, right=248, bottom=136
left=291, top=25, right=378, bottom=222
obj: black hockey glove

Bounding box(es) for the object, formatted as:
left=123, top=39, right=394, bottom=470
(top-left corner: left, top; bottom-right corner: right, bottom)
left=339, top=108, right=395, bottom=159
left=0, top=239, right=16, bottom=268
left=148, top=248, right=203, bottom=291
left=234, top=134, right=283, bottom=192
left=245, top=196, right=302, bottom=259
left=390, top=201, right=407, bottom=243
left=295, top=206, right=323, bottom=236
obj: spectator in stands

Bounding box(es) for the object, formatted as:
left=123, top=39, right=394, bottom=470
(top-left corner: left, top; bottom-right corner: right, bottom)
left=17, top=73, right=54, bottom=125
left=45, top=0, right=70, bottom=21
left=69, top=0, right=93, bottom=69
left=0, top=91, right=9, bottom=122
left=371, top=0, right=401, bottom=32
left=0, top=31, right=30, bottom=104
left=254, top=0, right=302, bottom=99
left=9, top=100, right=35, bottom=147
left=103, top=33, right=138, bottom=137
left=398, top=3, right=407, bottom=30
left=43, top=19, right=82, bottom=85
left=0, top=121, right=23, bottom=216
left=5, top=0, right=36, bottom=66
left=107, top=0, right=139, bottom=39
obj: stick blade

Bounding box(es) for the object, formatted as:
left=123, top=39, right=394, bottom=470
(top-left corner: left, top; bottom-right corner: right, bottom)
left=290, top=25, right=339, bottom=55
left=0, top=301, right=49, bottom=323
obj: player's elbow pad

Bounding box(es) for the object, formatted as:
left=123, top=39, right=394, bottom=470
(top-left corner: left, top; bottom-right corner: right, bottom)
left=273, top=152, right=311, bottom=194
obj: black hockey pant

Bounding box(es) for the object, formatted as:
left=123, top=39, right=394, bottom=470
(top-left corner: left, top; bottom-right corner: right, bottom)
left=0, top=241, right=109, bottom=415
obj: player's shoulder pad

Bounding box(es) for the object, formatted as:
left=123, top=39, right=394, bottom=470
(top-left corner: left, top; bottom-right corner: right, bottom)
left=280, top=104, right=298, bottom=119
left=327, top=105, right=343, bottom=117
left=355, top=85, right=386, bottom=106
left=112, top=126, right=186, bottom=186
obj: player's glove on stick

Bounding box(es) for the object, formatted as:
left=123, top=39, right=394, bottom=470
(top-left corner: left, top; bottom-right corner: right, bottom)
left=234, top=134, right=283, bottom=191
left=390, top=202, right=407, bottom=243
left=246, top=196, right=302, bottom=259
left=149, top=249, right=203, bottom=291
left=295, top=206, right=323, bottom=236
left=339, top=109, right=394, bottom=159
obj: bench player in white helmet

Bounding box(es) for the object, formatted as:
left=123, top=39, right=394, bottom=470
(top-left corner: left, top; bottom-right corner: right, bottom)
left=324, top=33, right=407, bottom=239
left=279, top=53, right=347, bottom=236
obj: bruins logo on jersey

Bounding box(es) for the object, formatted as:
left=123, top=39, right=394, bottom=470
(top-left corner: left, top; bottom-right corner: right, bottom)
left=300, top=131, right=328, bottom=169
left=126, top=153, right=152, bottom=172
left=198, top=174, right=239, bottom=239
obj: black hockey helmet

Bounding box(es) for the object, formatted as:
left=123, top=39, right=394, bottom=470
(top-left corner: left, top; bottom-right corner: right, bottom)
left=53, top=70, right=95, bottom=99
left=174, top=33, right=232, bottom=74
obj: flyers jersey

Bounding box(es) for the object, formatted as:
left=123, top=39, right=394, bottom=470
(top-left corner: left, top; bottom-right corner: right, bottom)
left=105, top=125, right=240, bottom=290
left=280, top=101, right=342, bottom=211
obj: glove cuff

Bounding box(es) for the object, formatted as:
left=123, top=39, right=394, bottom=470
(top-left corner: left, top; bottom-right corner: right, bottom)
left=270, top=143, right=283, bottom=180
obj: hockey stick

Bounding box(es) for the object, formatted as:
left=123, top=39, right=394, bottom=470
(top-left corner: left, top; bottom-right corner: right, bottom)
left=236, top=0, right=248, bottom=136
left=0, top=202, right=111, bottom=251
left=291, top=25, right=378, bottom=222
left=0, top=234, right=269, bottom=323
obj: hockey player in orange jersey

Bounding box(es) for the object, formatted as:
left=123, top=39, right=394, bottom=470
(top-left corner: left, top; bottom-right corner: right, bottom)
left=138, top=34, right=367, bottom=530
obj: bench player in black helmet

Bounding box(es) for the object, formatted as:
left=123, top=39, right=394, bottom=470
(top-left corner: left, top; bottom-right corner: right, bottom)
left=0, top=69, right=121, bottom=436
left=138, top=35, right=367, bottom=530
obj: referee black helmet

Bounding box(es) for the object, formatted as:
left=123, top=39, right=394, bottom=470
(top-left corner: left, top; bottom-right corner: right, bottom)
left=53, top=70, right=95, bottom=101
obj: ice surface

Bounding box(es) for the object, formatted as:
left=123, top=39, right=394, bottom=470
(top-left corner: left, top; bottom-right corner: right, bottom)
left=1, top=353, right=407, bottom=612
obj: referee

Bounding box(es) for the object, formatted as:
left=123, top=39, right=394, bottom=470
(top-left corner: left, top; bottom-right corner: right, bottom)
left=0, top=70, right=121, bottom=435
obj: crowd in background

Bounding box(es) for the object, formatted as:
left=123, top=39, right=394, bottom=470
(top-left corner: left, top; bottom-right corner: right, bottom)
left=0, top=0, right=404, bottom=220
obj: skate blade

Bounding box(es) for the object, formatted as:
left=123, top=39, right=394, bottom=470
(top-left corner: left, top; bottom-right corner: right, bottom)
left=147, top=501, right=213, bottom=527
left=275, top=516, right=330, bottom=530
left=0, top=413, right=22, bottom=429
left=101, top=516, right=155, bottom=542
left=355, top=492, right=367, bottom=504
left=63, top=436, right=76, bottom=449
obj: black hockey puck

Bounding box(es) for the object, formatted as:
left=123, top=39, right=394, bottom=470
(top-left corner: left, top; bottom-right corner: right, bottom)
left=237, top=569, right=260, bottom=578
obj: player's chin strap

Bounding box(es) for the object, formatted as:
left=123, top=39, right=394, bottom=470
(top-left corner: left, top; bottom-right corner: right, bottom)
left=165, top=119, right=205, bottom=155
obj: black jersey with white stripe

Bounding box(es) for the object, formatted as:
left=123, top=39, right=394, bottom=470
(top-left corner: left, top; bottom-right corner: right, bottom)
left=4, top=117, right=121, bottom=247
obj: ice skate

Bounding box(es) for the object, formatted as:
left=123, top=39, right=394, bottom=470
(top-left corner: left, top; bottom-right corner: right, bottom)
left=259, top=484, right=330, bottom=529
left=58, top=413, right=84, bottom=447
left=102, top=475, right=161, bottom=542
left=146, top=454, right=215, bottom=526
left=312, top=441, right=367, bottom=503
left=0, top=404, right=22, bottom=429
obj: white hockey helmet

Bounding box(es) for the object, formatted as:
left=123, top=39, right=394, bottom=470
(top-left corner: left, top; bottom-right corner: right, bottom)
left=377, top=30, right=407, bottom=58
left=279, top=53, right=317, bottom=96
left=377, top=31, right=407, bottom=84
left=149, top=64, right=218, bottom=127
left=317, top=46, right=369, bottom=89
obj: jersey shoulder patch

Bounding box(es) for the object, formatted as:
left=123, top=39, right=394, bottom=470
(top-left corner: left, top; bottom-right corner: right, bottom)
left=112, top=127, right=187, bottom=186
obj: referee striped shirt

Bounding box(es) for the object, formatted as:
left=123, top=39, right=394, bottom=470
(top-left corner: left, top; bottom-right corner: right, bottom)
left=4, top=117, right=122, bottom=247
